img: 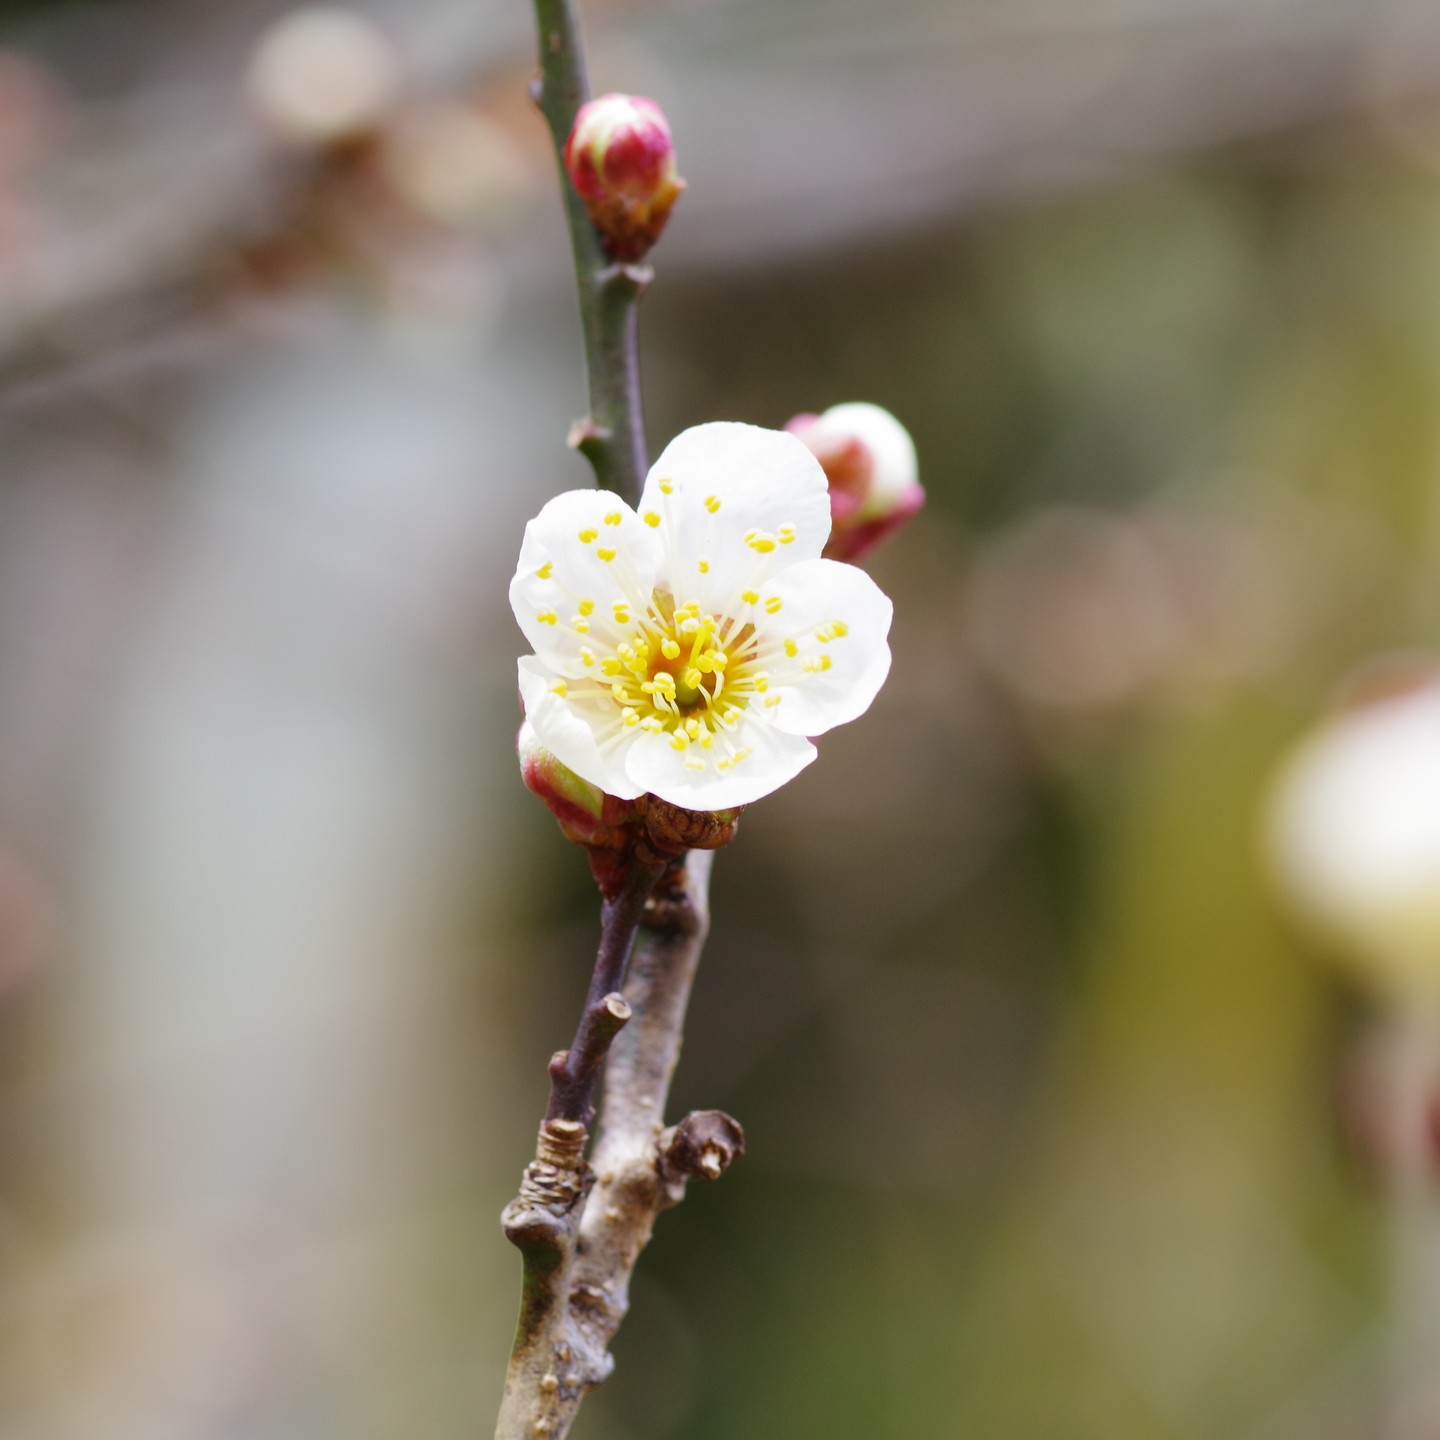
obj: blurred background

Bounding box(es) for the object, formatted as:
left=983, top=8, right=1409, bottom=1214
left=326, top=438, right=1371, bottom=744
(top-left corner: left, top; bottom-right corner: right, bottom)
left=0, top=0, right=1439, bottom=1436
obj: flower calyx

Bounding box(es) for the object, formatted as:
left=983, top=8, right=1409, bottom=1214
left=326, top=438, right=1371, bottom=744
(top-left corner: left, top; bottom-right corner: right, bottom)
left=787, top=402, right=924, bottom=562
left=563, top=93, right=684, bottom=262
left=520, top=725, right=742, bottom=895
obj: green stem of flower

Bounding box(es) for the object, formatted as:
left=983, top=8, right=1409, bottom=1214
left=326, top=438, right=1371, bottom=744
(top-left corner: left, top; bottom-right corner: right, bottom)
left=530, top=0, right=651, bottom=505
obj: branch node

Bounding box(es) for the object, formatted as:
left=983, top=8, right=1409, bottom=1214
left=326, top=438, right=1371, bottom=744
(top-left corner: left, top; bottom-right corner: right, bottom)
left=658, top=1110, right=746, bottom=1201
left=567, top=417, right=607, bottom=452
left=502, top=1118, right=593, bottom=1253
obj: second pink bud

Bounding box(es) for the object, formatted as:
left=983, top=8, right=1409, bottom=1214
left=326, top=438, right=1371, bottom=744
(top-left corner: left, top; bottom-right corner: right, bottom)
left=564, top=93, right=684, bottom=262
left=787, top=403, right=924, bottom=562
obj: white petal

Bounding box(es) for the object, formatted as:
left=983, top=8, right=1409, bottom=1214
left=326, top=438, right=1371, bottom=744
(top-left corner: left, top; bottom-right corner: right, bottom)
left=518, top=656, right=645, bottom=800
left=750, top=558, right=893, bottom=736
left=622, top=714, right=817, bottom=810
left=639, top=423, right=832, bottom=613
left=510, top=490, right=663, bottom=675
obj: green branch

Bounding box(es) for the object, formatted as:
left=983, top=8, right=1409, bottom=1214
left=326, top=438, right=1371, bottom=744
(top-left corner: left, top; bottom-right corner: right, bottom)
left=530, top=0, right=651, bottom=504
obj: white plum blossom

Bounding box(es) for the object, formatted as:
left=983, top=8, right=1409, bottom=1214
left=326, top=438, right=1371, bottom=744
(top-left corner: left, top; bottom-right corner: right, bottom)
left=511, top=422, right=894, bottom=810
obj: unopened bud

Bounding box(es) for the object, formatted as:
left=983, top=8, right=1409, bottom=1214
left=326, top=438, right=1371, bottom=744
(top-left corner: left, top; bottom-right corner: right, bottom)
left=518, top=723, right=642, bottom=837
left=1268, top=678, right=1440, bottom=1001
left=787, top=403, right=923, bottom=562
left=563, top=93, right=684, bottom=262
left=519, top=722, right=642, bottom=894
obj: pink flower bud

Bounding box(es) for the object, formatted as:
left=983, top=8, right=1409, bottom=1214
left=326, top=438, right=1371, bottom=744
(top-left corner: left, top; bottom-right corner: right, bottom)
left=563, top=93, right=684, bottom=261
left=518, top=723, right=643, bottom=896
left=786, top=403, right=924, bottom=562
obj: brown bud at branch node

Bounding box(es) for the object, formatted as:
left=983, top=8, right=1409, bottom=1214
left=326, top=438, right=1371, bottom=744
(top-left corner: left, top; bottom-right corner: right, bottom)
left=659, top=1110, right=746, bottom=1188
left=637, top=797, right=742, bottom=864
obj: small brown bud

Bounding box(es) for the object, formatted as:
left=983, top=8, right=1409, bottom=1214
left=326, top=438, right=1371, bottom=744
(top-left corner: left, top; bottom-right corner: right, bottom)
left=639, top=797, right=741, bottom=862
left=660, top=1111, right=746, bottom=1190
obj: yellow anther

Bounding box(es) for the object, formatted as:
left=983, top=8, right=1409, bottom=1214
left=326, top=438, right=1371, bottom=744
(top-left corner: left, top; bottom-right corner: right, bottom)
left=579, top=528, right=598, bottom=544
left=753, top=674, right=770, bottom=693
left=685, top=757, right=706, bottom=771
left=741, top=589, right=759, bottom=605
left=604, top=511, right=622, bottom=526
left=778, top=525, right=796, bottom=545
left=601, top=658, right=622, bottom=676
left=745, top=529, right=777, bottom=553
left=572, top=618, right=590, bottom=633
left=765, top=596, right=783, bottom=614
left=735, top=747, right=752, bottom=764
left=550, top=680, right=567, bottom=697
left=643, top=511, right=661, bottom=528
left=618, top=643, right=634, bottom=658
left=699, top=733, right=714, bottom=749
left=685, top=718, right=701, bottom=738
left=641, top=716, right=664, bottom=733
left=577, top=599, right=594, bottom=616
left=612, top=683, right=628, bottom=701
left=580, top=648, right=595, bottom=667
left=680, top=617, right=700, bottom=636
left=669, top=732, right=690, bottom=751
left=612, top=603, right=630, bottom=623
left=683, top=668, right=702, bottom=689
left=596, top=547, right=617, bottom=562
left=661, top=639, right=681, bottom=660
left=622, top=708, right=640, bottom=727
left=711, top=652, right=728, bottom=671
left=803, top=654, right=833, bottom=673
left=659, top=479, right=674, bottom=495
left=536, top=610, right=558, bottom=625
left=832, top=620, right=849, bottom=637
left=536, top=561, right=553, bottom=579
left=704, top=495, right=721, bottom=514
left=765, top=694, right=783, bottom=708
left=695, top=655, right=714, bottom=674
left=784, top=639, right=798, bottom=658
left=697, top=557, right=710, bottom=574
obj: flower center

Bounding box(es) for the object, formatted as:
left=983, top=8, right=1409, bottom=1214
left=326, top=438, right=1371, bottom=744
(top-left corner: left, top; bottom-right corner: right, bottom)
left=591, top=592, right=766, bottom=757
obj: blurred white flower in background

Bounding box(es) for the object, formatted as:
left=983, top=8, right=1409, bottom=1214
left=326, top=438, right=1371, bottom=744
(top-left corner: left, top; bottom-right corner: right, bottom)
left=1268, top=679, right=1440, bottom=999
left=245, top=7, right=401, bottom=147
